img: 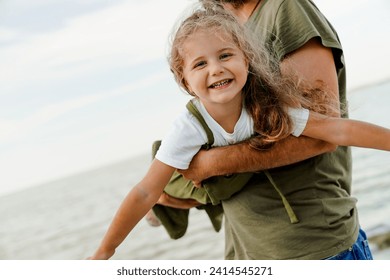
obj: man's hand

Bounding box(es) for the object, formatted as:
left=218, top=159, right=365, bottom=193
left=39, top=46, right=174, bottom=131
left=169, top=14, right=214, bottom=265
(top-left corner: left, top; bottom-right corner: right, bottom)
left=156, top=192, right=202, bottom=209
left=177, top=149, right=213, bottom=183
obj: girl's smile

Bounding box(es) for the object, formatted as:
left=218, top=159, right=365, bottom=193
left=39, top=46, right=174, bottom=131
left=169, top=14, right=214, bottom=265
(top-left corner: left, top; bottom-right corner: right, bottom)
left=209, top=79, right=233, bottom=89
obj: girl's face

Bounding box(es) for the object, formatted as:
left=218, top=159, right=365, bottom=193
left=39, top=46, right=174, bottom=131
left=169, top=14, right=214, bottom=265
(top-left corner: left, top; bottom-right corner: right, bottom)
left=182, top=29, right=248, bottom=109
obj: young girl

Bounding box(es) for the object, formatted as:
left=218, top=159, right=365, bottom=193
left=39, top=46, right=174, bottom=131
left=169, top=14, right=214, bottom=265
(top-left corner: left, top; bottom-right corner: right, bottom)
left=88, top=4, right=389, bottom=259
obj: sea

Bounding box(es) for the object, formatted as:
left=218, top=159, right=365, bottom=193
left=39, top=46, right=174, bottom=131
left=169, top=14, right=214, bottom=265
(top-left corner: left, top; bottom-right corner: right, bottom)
left=0, top=80, right=389, bottom=260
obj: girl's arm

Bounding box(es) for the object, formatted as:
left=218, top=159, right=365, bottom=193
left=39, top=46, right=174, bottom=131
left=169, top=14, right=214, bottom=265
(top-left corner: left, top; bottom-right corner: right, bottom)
left=303, top=111, right=390, bottom=151
left=88, top=159, right=175, bottom=260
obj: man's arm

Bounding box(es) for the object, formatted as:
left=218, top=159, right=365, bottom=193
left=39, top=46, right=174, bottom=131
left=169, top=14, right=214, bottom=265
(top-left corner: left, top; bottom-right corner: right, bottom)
left=179, top=38, right=339, bottom=183
left=179, top=135, right=335, bottom=183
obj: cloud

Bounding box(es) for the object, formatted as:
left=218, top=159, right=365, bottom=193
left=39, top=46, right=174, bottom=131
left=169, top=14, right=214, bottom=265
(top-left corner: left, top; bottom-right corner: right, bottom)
left=0, top=71, right=170, bottom=144
left=0, top=27, right=19, bottom=43
left=315, top=0, right=369, bottom=17
left=0, top=0, right=191, bottom=92
left=0, top=0, right=193, bottom=149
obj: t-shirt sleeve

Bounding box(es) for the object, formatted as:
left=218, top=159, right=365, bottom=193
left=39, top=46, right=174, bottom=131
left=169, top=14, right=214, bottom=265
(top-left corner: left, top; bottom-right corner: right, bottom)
left=287, top=107, right=309, bottom=137
left=272, top=0, right=343, bottom=68
left=155, top=110, right=207, bottom=170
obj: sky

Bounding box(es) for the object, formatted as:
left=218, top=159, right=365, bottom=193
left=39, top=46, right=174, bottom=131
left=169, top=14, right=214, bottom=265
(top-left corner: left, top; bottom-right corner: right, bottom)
left=0, top=0, right=389, bottom=196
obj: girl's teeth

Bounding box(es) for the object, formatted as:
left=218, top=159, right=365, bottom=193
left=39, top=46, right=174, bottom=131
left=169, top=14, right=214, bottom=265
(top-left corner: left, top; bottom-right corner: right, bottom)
left=212, top=80, right=229, bottom=88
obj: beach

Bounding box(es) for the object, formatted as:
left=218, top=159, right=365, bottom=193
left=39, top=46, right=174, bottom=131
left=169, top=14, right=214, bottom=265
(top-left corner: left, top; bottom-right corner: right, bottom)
left=0, top=154, right=225, bottom=260
left=0, top=80, right=389, bottom=260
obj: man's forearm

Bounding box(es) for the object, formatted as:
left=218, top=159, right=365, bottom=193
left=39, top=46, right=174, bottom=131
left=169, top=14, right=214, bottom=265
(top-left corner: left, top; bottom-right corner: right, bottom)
left=220, top=137, right=335, bottom=174
left=193, top=136, right=336, bottom=180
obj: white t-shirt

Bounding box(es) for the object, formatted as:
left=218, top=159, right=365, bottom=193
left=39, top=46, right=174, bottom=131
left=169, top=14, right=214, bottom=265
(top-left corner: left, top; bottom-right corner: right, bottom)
left=155, top=99, right=309, bottom=170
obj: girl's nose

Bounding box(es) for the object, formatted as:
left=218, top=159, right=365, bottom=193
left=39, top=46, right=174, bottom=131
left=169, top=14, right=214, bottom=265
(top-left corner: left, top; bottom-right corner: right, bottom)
left=210, top=61, right=224, bottom=76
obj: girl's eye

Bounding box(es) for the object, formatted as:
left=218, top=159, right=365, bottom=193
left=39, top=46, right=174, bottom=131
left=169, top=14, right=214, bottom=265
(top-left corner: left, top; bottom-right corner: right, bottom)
left=220, top=53, right=233, bottom=60
left=194, top=61, right=206, bottom=69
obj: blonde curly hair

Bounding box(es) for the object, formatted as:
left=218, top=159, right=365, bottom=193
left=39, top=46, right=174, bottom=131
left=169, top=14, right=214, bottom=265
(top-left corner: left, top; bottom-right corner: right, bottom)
left=169, top=2, right=338, bottom=149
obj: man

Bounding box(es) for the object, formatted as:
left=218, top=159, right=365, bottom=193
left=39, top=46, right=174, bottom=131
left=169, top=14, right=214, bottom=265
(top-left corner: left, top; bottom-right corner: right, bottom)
left=158, top=0, right=373, bottom=260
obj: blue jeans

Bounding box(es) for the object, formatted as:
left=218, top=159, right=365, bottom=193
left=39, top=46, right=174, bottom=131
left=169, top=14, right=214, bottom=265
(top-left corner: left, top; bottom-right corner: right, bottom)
left=324, top=228, right=373, bottom=260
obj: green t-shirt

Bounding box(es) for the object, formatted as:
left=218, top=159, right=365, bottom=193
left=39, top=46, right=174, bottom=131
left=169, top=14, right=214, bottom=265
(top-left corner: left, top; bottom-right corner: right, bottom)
left=222, top=0, right=358, bottom=260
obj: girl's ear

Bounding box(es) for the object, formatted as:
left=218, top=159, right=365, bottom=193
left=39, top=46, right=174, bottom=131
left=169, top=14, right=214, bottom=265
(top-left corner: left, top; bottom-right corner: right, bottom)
left=183, top=79, right=195, bottom=96
left=245, top=58, right=250, bottom=71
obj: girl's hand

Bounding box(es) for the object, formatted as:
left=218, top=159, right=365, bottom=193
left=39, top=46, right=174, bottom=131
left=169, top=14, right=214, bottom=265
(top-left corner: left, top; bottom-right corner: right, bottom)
left=86, top=249, right=115, bottom=260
